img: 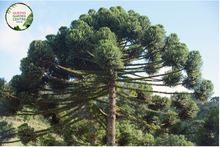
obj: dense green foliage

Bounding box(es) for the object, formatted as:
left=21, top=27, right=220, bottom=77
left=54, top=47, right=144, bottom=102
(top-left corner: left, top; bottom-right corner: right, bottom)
left=0, top=121, right=16, bottom=145
left=185, top=96, right=219, bottom=144
left=196, top=108, right=219, bottom=146
left=155, top=133, right=195, bottom=146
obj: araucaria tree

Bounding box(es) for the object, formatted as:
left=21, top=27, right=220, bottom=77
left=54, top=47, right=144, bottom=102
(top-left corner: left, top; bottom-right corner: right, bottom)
left=0, top=6, right=214, bottom=146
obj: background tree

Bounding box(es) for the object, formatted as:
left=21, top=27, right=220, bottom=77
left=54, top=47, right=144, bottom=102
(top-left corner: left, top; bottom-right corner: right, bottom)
left=155, top=133, right=195, bottom=146
left=185, top=96, right=219, bottom=143
left=196, top=108, right=219, bottom=146
left=0, top=6, right=214, bottom=146
left=0, top=121, right=16, bottom=146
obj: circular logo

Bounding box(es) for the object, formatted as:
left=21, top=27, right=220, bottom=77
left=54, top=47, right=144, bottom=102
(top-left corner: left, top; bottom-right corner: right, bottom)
left=5, top=3, right=33, bottom=31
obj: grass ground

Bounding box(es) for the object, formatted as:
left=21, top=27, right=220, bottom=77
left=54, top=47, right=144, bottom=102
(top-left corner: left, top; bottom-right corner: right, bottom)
left=1, top=116, right=61, bottom=146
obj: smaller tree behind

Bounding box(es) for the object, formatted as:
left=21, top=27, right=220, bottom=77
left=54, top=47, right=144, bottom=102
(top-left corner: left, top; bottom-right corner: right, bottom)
left=196, top=108, right=219, bottom=146
left=0, top=121, right=16, bottom=146
left=155, top=133, right=195, bottom=146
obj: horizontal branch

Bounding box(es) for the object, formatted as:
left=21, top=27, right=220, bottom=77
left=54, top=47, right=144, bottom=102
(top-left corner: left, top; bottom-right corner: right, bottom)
left=124, top=60, right=163, bottom=67
left=116, top=85, right=193, bottom=95
left=120, top=64, right=166, bottom=75
left=116, top=98, right=177, bottom=115
left=40, top=85, right=108, bottom=96
left=95, top=99, right=109, bottom=104
left=93, top=104, right=107, bottom=116
left=1, top=139, right=21, bottom=144
left=39, top=88, right=108, bottom=103
left=124, top=47, right=147, bottom=63
left=83, top=49, right=95, bottom=57
left=116, top=79, right=167, bottom=86
left=44, top=74, right=95, bottom=85
left=116, top=90, right=155, bottom=105
left=59, top=102, right=86, bottom=119
left=117, top=79, right=183, bottom=87
left=15, top=100, right=81, bottom=116
left=49, top=62, right=95, bottom=77
left=36, top=116, right=87, bottom=138
left=118, top=68, right=183, bottom=81
left=128, top=73, right=164, bottom=82
left=121, top=40, right=128, bottom=52
left=117, top=106, right=159, bottom=130
left=93, top=109, right=108, bottom=132
left=35, top=106, right=87, bottom=135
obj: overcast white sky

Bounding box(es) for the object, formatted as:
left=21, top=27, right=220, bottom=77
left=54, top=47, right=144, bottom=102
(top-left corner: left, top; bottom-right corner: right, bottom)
left=0, top=0, right=219, bottom=98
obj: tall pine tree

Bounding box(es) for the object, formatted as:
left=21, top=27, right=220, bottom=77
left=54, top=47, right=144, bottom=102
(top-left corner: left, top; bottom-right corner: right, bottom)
left=0, top=6, right=213, bottom=146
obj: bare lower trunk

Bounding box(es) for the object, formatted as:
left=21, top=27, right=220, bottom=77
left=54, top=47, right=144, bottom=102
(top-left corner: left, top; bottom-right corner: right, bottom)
left=108, top=81, right=116, bottom=146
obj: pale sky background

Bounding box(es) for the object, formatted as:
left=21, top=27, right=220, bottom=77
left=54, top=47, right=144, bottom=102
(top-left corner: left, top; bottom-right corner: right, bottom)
left=0, top=0, right=219, bottom=98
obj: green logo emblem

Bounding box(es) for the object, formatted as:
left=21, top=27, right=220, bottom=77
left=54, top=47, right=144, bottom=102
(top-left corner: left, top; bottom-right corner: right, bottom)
left=5, top=3, right=33, bottom=31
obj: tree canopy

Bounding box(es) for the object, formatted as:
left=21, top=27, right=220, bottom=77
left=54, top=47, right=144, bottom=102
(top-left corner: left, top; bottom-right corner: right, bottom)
left=0, top=6, right=214, bottom=146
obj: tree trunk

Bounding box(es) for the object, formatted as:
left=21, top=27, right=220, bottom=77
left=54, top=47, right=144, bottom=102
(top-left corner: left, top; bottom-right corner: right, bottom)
left=108, top=81, right=116, bottom=146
